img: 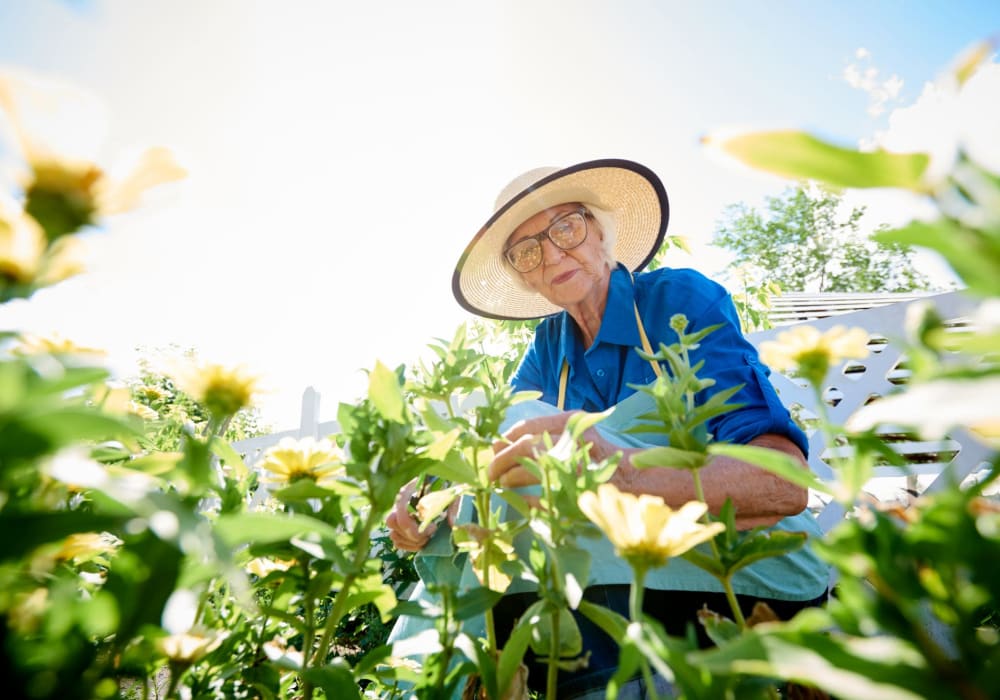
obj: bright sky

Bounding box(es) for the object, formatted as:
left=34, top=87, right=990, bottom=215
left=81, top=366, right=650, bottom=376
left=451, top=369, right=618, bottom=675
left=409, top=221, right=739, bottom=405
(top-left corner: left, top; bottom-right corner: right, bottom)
left=0, top=0, right=997, bottom=428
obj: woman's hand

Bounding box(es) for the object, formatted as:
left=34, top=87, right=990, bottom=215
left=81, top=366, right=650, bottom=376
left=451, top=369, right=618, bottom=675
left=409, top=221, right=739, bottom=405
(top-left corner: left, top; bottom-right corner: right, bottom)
left=488, top=411, right=619, bottom=487
left=386, top=479, right=435, bottom=552
left=386, top=478, right=462, bottom=551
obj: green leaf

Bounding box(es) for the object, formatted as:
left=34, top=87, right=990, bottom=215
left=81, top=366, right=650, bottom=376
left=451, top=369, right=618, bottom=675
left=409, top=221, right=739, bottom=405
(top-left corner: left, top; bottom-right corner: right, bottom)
left=528, top=602, right=583, bottom=657
left=710, top=130, right=931, bottom=191
left=632, top=445, right=709, bottom=470
left=682, top=547, right=726, bottom=577
left=368, top=360, right=405, bottom=423
left=21, top=407, right=141, bottom=444
left=272, top=479, right=350, bottom=504
left=214, top=512, right=342, bottom=547
left=578, top=599, right=629, bottom=641
left=427, top=449, right=478, bottom=484
left=554, top=545, right=591, bottom=610
left=691, top=627, right=952, bottom=700
left=497, top=613, right=534, bottom=698
left=725, top=531, right=808, bottom=575
left=209, top=436, right=249, bottom=481
left=566, top=408, right=613, bottom=440
left=708, top=443, right=831, bottom=495
left=300, top=661, right=361, bottom=700
left=454, top=586, right=504, bottom=622
left=425, top=427, right=460, bottom=461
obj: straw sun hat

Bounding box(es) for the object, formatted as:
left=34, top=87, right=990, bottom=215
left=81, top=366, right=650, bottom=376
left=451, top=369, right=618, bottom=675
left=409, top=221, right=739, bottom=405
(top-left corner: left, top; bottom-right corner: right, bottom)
left=452, top=158, right=669, bottom=320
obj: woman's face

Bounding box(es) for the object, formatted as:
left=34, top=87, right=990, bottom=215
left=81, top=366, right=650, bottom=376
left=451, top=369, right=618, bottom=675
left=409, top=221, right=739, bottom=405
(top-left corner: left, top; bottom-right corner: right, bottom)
left=506, top=203, right=612, bottom=310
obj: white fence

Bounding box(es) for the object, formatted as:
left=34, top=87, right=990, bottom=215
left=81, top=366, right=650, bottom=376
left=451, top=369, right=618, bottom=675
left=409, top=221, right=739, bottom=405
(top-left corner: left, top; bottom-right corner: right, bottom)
left=232, top=290, right=996, bottom=530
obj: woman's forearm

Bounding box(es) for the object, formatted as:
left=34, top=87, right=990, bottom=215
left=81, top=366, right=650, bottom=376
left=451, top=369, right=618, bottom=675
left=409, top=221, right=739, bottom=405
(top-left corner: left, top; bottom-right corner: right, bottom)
left=607, top=433, right=809, bottom=529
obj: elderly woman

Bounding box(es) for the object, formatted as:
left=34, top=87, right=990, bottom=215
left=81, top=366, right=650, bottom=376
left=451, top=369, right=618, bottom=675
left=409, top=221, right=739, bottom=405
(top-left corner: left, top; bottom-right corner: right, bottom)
left=388, top=159, right=827, bottom=698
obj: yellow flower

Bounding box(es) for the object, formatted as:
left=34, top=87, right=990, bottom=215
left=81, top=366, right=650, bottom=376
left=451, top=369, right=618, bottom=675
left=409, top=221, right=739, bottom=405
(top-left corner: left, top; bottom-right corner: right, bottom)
left=174, top=361, right=259, bottom=418
left=13, top=331, right=107, bottom=359
left=578, top=483, right=725, bottom=570
left=0, top=71, right=186, bottom=238
left=246, top=556, right=296, bottom=578
left=259, top=437, right=344, bottom=486
left=90, top=382, right=159, bottom=421
left=0, top=203, right=46, bottom=284
left=758, top=324, right=869, bottom=386
left=55, top=531, right=122, bottom=563
left=156, top=631, right=226, bottom=665
left=8, top=588, right=48, bottom=634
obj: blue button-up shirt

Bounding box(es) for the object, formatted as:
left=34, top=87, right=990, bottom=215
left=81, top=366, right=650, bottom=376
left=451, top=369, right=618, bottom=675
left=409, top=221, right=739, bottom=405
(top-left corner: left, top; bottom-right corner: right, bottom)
left=511, top=264, right=808, bottom=454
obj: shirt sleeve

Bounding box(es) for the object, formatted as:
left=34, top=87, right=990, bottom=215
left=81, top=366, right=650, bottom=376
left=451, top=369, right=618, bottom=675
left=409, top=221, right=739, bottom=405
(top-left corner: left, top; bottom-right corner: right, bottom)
left=678, top=280, right=809, bottom=456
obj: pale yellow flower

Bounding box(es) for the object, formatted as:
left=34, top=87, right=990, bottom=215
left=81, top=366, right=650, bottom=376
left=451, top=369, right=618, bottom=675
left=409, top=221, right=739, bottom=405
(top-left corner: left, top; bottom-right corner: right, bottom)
left=0, top=71, right=186, bottom=235
left=245, top=556, right=296, bottom=578
left=262, top=639, right=305, bottom=668
left=35, top=233, right=86, bottom=285
left=156, top=631, right=226, bottom=665
left=578, top=483, right=725, bottom=569
left=259, top=436, right=344, bottom=486
left=55, top=531, right=122, bottom=562
left=758, top=324, right=869, bottom=386
left=174, top=361, right=259, bottom=418
left=577, top=484, right=725, bottom=567
left=135, top=384, right=168, bottom=402
left=8, top=588, right=48, bottom=634
left=91, top=382, right=159, bottom=420
left=0, top=203, right=46, bottom=284
left=13, top=331, right=107, bottom=359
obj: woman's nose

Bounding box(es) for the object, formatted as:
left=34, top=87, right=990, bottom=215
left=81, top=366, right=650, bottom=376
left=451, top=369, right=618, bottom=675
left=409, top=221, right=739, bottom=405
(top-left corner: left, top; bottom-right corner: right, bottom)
left=540, top=237, right=565, bottom=265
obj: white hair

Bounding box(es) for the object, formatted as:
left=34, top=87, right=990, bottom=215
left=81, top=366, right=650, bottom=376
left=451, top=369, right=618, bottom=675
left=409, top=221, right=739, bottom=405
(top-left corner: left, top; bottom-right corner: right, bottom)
left=504, top=203, right=619, bottom=292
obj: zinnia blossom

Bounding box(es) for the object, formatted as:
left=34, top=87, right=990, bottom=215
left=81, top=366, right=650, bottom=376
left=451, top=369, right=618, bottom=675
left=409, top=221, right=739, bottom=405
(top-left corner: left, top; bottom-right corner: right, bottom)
left=156, top=631, right=226, bottom=665
left=578, top=483, right=725, bottom=569
left=55, top=531, right=122, bottom=562
left=13, top=331, right=107, bottom=358
left=259, top=436, right=344, bottom=486
left=758, top=324, right=869, bottom=387
left=174, top=361, right=259, bottom=419
left=0, top=71, right=186, bottom=238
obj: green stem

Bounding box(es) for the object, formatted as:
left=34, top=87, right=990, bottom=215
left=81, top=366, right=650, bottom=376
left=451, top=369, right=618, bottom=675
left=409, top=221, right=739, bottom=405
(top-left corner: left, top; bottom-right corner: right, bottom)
left=546, top=609, right=561, bottom=700
left=302, top=508, right=378, bottom=700
left=630, top=566, right=661, bottom=700
left=164, top=662, right=182, bottom=699
left=630, top=565, right=647, bottom=621
left=692, top=470, right=746, bottom=627
left=721, top=575, right=746, bottom=628
left=474, top=488, right=498, bottom=653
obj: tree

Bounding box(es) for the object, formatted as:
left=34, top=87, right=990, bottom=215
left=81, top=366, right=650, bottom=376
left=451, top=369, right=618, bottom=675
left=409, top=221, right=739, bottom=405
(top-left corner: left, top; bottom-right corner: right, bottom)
left=712, top=185, right=932, bottom=293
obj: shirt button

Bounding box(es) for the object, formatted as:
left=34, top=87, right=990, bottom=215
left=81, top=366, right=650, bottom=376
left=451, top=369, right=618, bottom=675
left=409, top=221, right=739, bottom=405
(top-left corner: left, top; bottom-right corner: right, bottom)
left=596, top=369, right=606, bottom=377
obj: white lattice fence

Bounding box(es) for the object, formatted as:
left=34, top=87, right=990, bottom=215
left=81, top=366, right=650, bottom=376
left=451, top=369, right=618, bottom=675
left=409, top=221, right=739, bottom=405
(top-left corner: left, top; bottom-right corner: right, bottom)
left=747, top=290, right=996, bottom=531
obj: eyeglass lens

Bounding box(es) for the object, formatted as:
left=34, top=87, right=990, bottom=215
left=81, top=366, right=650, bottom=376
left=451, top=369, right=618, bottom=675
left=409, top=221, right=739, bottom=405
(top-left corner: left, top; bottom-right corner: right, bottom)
left=505, top=211, right=588, bottom=273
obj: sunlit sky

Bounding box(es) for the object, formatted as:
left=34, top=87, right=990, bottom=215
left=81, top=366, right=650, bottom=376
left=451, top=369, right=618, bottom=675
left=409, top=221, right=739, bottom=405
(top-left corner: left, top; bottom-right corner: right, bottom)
left=1, top=1, right=998, bottom=427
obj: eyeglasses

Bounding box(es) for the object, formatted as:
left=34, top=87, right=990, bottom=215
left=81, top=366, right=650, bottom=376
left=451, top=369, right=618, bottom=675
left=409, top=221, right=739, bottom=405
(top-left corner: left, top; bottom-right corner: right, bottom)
left=503, top=208, right=589, bottom=273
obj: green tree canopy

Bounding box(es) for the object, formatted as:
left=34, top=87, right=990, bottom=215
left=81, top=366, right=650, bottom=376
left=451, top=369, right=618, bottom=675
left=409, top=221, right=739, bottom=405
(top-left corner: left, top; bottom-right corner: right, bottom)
left=712, top=185, right=932, bottom=293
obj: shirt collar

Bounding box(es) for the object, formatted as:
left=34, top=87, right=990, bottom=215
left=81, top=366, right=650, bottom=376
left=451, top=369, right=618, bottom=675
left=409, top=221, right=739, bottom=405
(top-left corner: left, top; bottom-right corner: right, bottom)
left=594, top=264, right=643, bottom=347
left=556, top=264, right=643, bottom=361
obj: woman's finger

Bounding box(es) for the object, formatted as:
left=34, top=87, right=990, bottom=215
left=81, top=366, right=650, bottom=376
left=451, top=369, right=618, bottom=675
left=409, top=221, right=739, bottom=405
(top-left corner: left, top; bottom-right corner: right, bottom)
left=497, top=464, right=540, bottom=489
left=488, top=434, right=540, bottom=483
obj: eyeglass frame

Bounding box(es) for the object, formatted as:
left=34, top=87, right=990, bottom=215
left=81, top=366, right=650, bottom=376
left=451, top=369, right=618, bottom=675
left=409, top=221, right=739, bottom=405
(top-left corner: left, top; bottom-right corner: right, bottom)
left=502, top=207, right=591, bottom=273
